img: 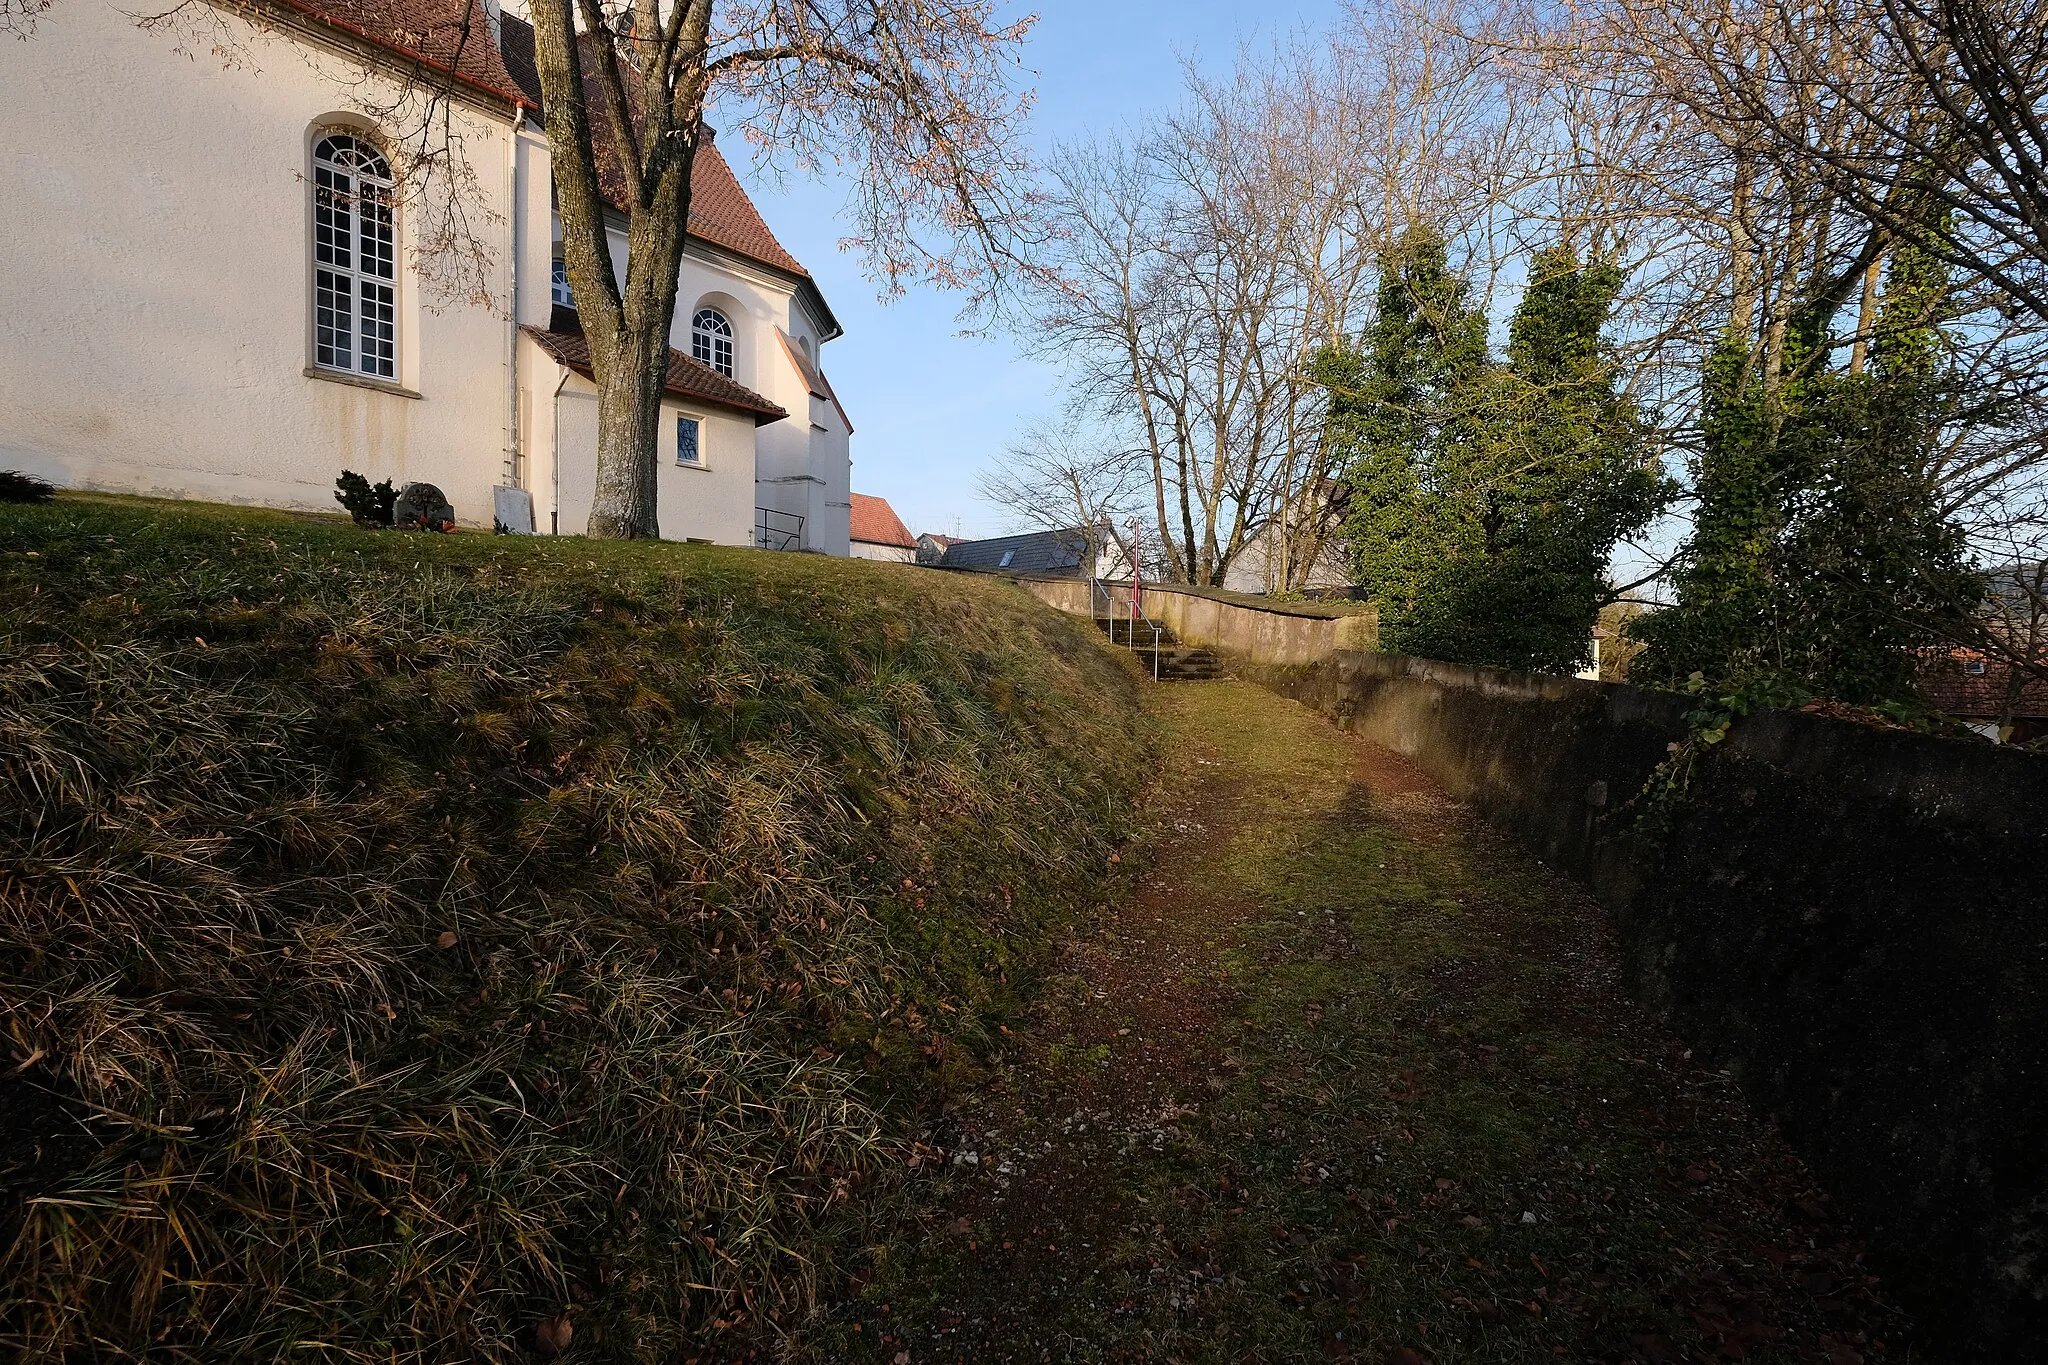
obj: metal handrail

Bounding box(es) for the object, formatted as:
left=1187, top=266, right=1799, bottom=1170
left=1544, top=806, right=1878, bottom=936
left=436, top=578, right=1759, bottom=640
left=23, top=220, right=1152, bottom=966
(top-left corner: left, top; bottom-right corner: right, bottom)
left=1090, top=577, right=1163, bottom=681
left=755, top=507, right=805, bottom=552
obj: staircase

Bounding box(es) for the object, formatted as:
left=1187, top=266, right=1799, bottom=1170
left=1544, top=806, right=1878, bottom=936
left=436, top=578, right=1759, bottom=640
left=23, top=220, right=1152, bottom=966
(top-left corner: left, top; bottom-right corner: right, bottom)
left=1092, top=615, right=1223, bottom=682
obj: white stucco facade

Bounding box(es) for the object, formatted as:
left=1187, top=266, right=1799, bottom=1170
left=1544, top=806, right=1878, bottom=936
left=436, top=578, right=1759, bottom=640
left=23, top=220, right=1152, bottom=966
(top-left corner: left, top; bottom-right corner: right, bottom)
left=849, top=542, right=917, bottom=563
left=0, top=0, right=853, bottom=552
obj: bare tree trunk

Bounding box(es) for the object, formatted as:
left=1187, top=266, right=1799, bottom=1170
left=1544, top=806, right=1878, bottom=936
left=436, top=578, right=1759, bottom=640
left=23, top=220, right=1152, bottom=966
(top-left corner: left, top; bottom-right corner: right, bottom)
left=1849, top=253, right=1883, bottom=373
left=588, top=313, right=674, bottom=538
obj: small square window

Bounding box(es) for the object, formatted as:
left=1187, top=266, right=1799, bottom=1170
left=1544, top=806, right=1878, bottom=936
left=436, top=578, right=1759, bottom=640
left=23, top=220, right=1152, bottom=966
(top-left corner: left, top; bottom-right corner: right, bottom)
left=676, top=414, right=701, bottom=466
left=998, top=549, right=1015, bottom=568
left=1965, top=658, right=1987, bottom=675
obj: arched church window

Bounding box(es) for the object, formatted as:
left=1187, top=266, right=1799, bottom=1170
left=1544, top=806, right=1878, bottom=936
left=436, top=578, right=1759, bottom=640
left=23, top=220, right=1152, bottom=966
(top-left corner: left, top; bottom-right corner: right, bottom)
left=311, top=134, right=397, bottom=379
left=692, top=307, right=734, bottom=377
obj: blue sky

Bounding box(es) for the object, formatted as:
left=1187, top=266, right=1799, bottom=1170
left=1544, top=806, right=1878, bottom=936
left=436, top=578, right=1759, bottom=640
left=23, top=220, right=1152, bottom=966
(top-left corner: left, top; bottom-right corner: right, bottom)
left=731, top=0, right=1340, bottom=540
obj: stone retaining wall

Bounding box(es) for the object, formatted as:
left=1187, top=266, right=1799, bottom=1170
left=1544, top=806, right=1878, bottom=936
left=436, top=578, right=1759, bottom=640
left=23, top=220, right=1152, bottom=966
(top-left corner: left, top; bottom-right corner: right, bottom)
left=1251, top=650, right=2048, bottom=1362
left=1007, top=577, right=1376, bottom=665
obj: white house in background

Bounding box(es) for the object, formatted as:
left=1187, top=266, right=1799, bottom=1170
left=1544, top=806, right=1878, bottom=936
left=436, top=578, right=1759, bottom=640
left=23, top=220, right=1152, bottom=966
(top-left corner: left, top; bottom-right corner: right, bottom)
left=0, top=0, right=852, bottom=553
left=847, top=494, right=916, bottom=562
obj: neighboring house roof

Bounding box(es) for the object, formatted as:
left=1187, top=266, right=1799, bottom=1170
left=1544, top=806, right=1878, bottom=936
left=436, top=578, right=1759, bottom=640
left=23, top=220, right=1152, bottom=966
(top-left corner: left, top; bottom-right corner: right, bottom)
left=276, top=0, right=530, bottom=108
left=920, top=533, right=965, bottom=548
left=941, top=528, right=1100, bottom=576
left=496, top=15, right=812, bottom=284
left=1917, top=649, right=2048, bottom=720
left=849, top=494, right=915, bottom=549
left=523, top=321, right=787, bottom=424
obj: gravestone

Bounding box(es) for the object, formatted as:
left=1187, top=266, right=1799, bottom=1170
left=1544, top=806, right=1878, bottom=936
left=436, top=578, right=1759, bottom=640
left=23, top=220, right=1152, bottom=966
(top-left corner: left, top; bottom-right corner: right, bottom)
left=493, top=484, right=535, bottom=534
left=393, top=482, right=455, bottom=532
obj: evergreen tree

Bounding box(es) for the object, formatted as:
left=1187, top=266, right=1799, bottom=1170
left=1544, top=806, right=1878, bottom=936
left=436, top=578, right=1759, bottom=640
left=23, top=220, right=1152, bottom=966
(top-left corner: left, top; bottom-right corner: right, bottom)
left=1632, top=214, right=1979, bottom=704
left=1776, top=234, right=1981, bottom=700
left=1326, top=238, right=1666, bottom=673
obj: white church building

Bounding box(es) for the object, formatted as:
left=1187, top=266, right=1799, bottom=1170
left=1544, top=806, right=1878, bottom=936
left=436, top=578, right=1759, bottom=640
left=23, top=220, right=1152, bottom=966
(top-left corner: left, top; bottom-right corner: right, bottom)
left=0, top=0, right=854, bottom=552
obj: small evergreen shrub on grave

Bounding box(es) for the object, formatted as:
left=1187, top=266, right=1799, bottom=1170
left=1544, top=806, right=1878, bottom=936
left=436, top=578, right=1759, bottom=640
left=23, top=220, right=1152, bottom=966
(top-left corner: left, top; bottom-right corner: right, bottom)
left=0, top=470, right=55, bottom=504
left=334, top=469, right=397, bottom=526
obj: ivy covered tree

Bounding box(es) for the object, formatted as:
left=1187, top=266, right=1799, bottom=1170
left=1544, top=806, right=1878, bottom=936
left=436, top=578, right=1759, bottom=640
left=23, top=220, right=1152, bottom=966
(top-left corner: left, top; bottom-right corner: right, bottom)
left=1631, top=215, right=1980, bottom=704
left=1324, top=237, right=1667, bottom=674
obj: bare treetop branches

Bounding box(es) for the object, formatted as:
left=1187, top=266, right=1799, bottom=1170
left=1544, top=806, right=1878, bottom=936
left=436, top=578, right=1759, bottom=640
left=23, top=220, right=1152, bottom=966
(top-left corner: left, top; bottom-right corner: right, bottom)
left=708, top=0, right=1043, bottom=308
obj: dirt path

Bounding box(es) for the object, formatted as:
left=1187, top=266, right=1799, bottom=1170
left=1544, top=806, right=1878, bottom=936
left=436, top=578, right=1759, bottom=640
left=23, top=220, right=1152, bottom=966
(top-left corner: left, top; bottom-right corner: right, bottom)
left=811, top=682, right=1914, bottom=1364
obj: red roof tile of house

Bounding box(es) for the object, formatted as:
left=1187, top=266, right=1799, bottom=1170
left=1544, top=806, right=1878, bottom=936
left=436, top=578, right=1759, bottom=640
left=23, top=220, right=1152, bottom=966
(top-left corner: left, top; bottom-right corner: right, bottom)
left=274, top=0, right=529, bottom=107
left=687, top=140, right=808, bottom=277
left=523, top=323, right=787, bottom=423
left=495, top=14, right=809, bottom=280
left=1916, top=649, right=2048, bottom=720
left=850, top=494, right=916, bottom=549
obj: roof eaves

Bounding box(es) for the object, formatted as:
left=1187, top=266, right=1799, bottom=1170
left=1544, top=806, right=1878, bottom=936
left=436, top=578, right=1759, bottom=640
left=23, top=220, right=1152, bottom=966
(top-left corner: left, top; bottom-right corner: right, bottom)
left=522, top=324, right=787, bottom=424
left=261, top=0, right=534, bottom=111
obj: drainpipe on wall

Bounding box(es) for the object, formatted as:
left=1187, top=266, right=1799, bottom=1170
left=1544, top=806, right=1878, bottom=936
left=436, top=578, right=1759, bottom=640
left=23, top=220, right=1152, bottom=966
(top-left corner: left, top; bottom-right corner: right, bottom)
left=504, top=108, right=525, bottom=489
left=549, top=363, right=571, bottom=535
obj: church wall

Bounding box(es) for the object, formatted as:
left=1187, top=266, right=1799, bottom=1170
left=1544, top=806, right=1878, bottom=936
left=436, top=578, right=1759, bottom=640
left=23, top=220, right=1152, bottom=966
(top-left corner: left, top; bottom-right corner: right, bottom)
left=0, top=3, right=529, bottom=527
left=539, top=369, right=757, bottom=544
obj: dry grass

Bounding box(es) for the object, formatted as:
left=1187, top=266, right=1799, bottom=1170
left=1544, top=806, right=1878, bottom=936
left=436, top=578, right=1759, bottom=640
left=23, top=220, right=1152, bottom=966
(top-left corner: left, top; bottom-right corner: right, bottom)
left=0, top=495, right=1152, bottom=1361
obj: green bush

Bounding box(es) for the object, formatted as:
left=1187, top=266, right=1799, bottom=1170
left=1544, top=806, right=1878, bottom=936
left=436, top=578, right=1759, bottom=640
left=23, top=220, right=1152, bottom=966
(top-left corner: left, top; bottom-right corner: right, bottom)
left=0, top=495, right=1151, bottom=1360
left=0, top=470, right=55, bottom=504
left=334, top=469, right=397, bottom=527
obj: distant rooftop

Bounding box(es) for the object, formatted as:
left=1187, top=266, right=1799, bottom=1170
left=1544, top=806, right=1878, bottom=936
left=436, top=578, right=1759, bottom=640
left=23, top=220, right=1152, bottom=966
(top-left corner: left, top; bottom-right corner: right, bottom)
left=939, top=527, right=1102, bottom=578
left=849, top=493, right=915, bottom=549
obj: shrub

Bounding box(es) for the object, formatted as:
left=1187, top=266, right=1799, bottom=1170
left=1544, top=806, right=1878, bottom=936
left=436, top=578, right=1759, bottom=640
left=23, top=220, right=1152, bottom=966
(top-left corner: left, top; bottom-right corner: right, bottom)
left=334, top=469, right=397, bottom=526
left=0, top=471, right=55, bottom=504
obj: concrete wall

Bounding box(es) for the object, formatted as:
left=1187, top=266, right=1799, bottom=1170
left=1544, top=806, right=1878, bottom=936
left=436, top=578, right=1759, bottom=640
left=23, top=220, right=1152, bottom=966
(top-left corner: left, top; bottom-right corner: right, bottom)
left=0, top=2, right=539, bottom=528
left=1252, top=650, right=2048, bottom=1362
left=1009, top=577, right=1377, bottom=665
left=1145, top=589, right=1376, bottom=665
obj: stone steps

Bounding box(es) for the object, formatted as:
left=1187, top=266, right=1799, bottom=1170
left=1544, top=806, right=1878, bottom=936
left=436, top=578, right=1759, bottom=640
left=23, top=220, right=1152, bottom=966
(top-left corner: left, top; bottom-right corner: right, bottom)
left=1136, top=646, right=1223, bottom=681
left=1092, top=614, right=1223, bottom=680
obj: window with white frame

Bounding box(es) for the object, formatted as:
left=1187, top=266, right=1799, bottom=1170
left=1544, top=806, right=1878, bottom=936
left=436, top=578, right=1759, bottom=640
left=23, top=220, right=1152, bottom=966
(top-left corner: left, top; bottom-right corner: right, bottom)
left=311, top=134, right=397, bottom=379
left=691, top=307, right=733, bottom=377
left=676, top=414, right=701, bottom=466
left=552, top=257, right=573, bottom=308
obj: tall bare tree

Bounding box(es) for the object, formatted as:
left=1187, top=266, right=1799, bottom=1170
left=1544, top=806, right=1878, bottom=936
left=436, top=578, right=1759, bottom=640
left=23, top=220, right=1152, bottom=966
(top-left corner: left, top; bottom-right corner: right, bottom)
left=1024, top=7, right=1525, bottom=588
left=525, top=0, right=1037, bottom=536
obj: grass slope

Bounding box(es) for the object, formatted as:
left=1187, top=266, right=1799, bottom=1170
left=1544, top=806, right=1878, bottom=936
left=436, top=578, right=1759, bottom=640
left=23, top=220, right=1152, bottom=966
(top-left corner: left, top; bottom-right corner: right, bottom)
left=0, top=496, right=1152, bottom=1361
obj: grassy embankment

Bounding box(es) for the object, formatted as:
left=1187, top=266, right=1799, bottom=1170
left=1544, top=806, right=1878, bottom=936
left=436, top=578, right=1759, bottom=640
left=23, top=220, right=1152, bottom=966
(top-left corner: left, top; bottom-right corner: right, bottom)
left=0, top=495, right=1152, bottom=1360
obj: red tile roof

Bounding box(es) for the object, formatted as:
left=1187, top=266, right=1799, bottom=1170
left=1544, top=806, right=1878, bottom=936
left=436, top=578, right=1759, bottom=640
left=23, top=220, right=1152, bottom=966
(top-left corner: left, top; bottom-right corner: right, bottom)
left=688, top=140, right=809, bottom=278
left=273, top=0, right=530, bottom=107
left=495, top=14, right=809, bottom=280
left=523, top=323, right=787, bottom=423
left=1917, top=650, right=2048, bottom=720
left=850, top=493, right=916, bottom=549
